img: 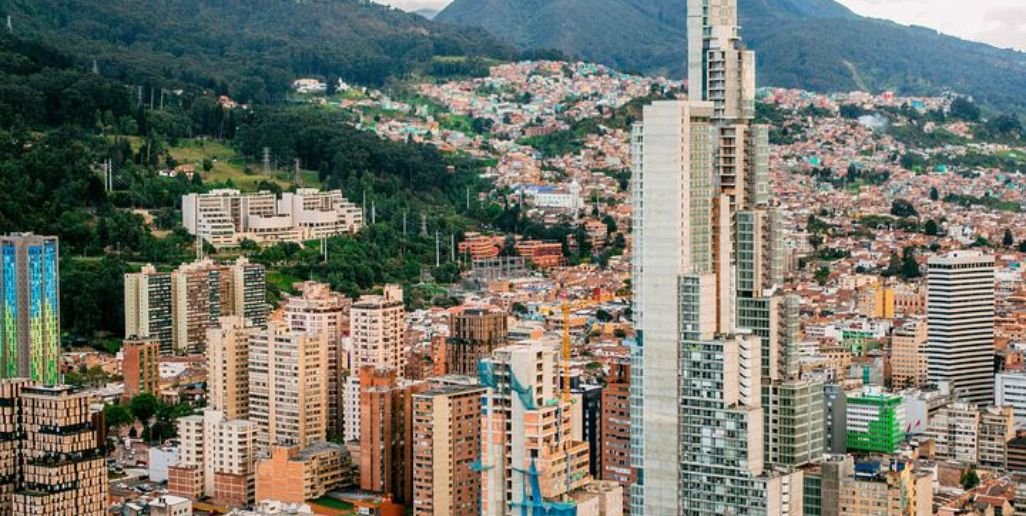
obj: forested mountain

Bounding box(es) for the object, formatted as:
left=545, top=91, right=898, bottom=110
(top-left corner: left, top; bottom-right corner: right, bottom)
left=1, top=0, right=516, bottom=103
left=437, top=0, right=1026, bottom=111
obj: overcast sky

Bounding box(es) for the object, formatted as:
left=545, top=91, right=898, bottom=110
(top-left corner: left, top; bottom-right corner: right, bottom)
left=375, top=0, right=1026, bottom=52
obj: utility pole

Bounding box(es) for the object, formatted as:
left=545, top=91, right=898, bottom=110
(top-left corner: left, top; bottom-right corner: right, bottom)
left=294, top=158, right=302, bottom=187
left=262, top=147, right=271, bottom=174
left=371, top=202, right=376, bottom=226
left=450, top=234, right=455, bottom=262
left=435, top=231, right=440, bottom=267
left=420, top=213, right=428, bottom=236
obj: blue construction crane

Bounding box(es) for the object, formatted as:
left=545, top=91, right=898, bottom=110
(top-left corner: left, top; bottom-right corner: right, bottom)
left=510, top=459, right=577, bottom=516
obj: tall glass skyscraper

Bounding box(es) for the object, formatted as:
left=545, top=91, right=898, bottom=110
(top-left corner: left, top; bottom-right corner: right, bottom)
left=0, top=234, right=60, bottom=385
left=630, top=1, right=809, bottom=513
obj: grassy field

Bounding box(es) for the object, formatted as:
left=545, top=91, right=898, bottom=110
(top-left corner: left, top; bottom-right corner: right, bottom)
left=267, top=270, right=303, bottom=293
left=167, top=139, right=321, bottom=191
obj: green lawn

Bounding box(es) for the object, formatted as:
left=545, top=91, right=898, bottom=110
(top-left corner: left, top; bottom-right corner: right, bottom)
left=267, top=271, right=303, bottom=293
left=168, top=139, right=327, bottom=191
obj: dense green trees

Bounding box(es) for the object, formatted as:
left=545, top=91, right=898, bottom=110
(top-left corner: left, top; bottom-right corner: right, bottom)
left=7, top=0, right=516, bottom=102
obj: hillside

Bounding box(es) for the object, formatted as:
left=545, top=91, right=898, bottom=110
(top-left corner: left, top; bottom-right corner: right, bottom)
left=1, top=0, right=516, bottom=103
left=437, top=0, right=1026, bottom=111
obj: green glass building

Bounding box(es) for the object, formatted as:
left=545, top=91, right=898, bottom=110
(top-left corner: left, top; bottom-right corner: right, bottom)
left=846, top=391, right=905, bottom=454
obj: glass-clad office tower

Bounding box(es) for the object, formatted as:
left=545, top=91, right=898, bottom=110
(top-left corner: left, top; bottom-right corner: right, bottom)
left=0, top=234, right=59, bottom=385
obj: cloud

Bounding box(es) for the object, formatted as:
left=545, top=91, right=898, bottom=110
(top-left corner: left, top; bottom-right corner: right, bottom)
left=838, top=0, right=1026, bottom=51
left=977, top=6, right=1026, bottom=50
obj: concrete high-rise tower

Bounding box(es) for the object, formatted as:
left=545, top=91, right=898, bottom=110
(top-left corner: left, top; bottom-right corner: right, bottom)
left=631, top=1, right=806, bottom=513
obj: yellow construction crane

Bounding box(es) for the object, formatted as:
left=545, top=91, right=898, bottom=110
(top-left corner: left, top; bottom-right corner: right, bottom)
left=562, top=302, right=572, bottom=404
left=557, top=297, right=595, bottom=404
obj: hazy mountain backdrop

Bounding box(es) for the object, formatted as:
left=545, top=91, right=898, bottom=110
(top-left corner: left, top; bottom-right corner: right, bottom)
left=437, top=0, right=1026, bottom=112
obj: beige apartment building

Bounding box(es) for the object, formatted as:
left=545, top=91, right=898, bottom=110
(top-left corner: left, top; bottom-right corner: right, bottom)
left=207, top=316, right=258, bottom=419
left=352, top=284, right=405, bottom=374
left=891, top=318, right=929, bottom=390
left=249, top=319, right=328, bottom=449
left=283, top=281, right=352, bottom=436
left=182, top=188, right=362, bottom=248
left=928, top=402, right=980, bottom=463
left=0, top=381, right=108, bottom=515
left=126, top=257, right=266, bottom=355
left=980, top=406, right=1015, bottom=470
left=168, top=409, right=258, bottom=507
left=256, top=443, right=345, bottom=504
left=411, top=384, right=486, bottom=516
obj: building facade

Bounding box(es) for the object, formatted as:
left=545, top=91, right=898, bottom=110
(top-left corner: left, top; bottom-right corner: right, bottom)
left=997, top=371, right=1026, bottom=425
left=446, top=306, right=508, bottom=376
left=255, top=443, right=344, bottom=504
left=0, top=235, right=60, bottom=385
left=926, top=251, right=995, bottom=404
left=183, top=188, right=362, bottom=248
left=0, top=381, right=108, bottom=515
left=891, top=318, right=929, bottom=390
left=927, top=402, right=980, bottom=463
left=352, top=285, right=405, bottom=375
left=249, top=320, right=328, bottom=449
left=168, top=409, right=257, bottom=507
left=600, top=362, right=634, bottom=515
left=124, top=264, right=173, bottom=354
left=979, top=405, right=1014, bottom=470
left=358, top=365, right=426, bottom=506
left=282, top=282, right=351, bottom=437
left=846, top=390, right=905, bottom=454
left=207, top=316, right=257, bottom=419
left=127, top=258, right=266, bottom=355
left=480, top=343, right=592, bottom=515
left=411, top=385, right=485, bottom=516
left=122, top=336, right=160, bottom=399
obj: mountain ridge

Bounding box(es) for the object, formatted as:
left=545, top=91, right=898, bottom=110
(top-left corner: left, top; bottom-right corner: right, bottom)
left=437, top=0, right=1026, bottom=111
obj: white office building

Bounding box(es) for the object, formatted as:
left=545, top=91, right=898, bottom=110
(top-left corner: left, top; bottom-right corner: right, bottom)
left=183, top=188, right=362, bottom=247
left=926, top=251, right=995, bottom=404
